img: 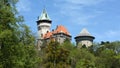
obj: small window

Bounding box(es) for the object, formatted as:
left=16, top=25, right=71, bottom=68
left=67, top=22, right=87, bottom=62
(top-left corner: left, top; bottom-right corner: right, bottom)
left=38, top=26, right=41, bottom=30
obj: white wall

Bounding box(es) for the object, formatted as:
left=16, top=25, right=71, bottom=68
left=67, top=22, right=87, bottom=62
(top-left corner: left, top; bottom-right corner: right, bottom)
left=78, top=40, right=92, bottom=47
left=38, top=22, right=51, bottom=39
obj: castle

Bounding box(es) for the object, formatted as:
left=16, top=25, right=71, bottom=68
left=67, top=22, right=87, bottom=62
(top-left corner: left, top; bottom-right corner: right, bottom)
left=37, top=9, right=95, bottom=50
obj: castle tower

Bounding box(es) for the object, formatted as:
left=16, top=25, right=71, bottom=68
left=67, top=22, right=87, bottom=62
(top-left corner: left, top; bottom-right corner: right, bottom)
left=37, top=8, right=52, bottom=39
left=37, top=8, right=52, bottom=50
left=75, top=28, right=95, bottom=48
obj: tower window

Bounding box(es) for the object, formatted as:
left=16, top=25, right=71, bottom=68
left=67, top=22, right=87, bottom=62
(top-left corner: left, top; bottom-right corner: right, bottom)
left=38, top=26, right=41, bottom=30
left=41, top=34, right=43, bottom=37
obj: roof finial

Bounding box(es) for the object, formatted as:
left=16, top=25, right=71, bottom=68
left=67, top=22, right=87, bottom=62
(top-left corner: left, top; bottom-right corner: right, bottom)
left=43, top=0, right=46, bottom=10
left=38, top=0, right=51, bottom=21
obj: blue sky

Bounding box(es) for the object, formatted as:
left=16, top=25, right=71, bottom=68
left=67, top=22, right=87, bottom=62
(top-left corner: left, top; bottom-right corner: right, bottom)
left=16, top=0, right=120, bottom=43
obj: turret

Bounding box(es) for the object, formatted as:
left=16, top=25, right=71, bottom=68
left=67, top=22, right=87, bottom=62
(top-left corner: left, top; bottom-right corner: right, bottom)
left=75, top=28, right=95, bottom=48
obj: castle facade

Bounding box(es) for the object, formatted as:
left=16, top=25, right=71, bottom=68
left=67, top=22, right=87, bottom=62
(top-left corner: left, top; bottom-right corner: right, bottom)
left=37, top=9, right=95, bottom=50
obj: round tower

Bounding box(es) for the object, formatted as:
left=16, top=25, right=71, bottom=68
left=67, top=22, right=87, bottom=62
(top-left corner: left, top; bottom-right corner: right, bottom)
left=75, top=28, right=95, bottom=48
left=37, top=8, right=52, bottom=39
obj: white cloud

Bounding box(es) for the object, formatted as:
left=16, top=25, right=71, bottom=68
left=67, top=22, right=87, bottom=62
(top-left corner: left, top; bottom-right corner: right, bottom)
left=70, top=14, right=97, bottom=25
left=105, top=30, right=120, bottom=38
left=16, top=0, right=31, bottom=12
left=53, top=0, right=107, bottom=25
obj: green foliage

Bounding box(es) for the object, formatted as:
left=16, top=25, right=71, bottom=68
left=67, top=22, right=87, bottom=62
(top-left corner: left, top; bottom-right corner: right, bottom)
left=0, top=0, right=41, bottom=68
left=76, top=59, right=96, bottom=68
left=0, top=44, right=40, bottom=68
left=43, top=41, right=70, bottom=68
left=70, top=48, right=96, bottom=68
left=95, top=49, right=115, bottom=68
left=61, top=39, right=74, bottom=51
left=18, top=24, right=35, bottom=45
left=113, top=53, right=120, bottom=68
left=94, top=41, right=120, bottom=68
left=39, top=39, right=120, bottom=68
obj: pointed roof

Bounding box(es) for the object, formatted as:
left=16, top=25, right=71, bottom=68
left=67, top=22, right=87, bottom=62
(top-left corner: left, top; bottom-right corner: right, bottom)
left=54, top=25, right=71, bottom=36
left=77, top=28, right=92, bottom=36
left=75, top=28, right=95, bottom=40
left=38, top=8, right=51, bottom=21
left=43, top=25, right=71, bottom=39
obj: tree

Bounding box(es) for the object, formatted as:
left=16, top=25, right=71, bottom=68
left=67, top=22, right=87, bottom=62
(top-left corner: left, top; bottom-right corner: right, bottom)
left=113, top=53, right=120, bottom=68
left=70, top=48, right=96, bottom=68
left=61, top=38, right=74, bottom=52
left=43, top=41, right=70, bottom=68
left=94, top=41, right=120, bottom=68
left=76, top=59, right=96, bottom=68
left=0, top=0, right=40, bottom=68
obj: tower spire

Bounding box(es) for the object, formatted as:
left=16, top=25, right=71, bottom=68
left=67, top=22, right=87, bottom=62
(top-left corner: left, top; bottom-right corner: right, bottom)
left=38, top=0, right=51, bottom=21
left=38, top=8, right=51, bottom=21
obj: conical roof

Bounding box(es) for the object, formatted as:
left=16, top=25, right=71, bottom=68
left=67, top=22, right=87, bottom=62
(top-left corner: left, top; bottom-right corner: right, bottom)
left=77, top=28, right=92, bottom=36
left=38, top=8, right=51, bottom=21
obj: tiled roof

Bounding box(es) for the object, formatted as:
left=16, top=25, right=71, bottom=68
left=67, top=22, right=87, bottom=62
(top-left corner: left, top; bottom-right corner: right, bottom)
left=43, top=25, right=70, bottom=39
left=43, top=31, right=52, bottom=39
left=54, top=25, right=70, bottom=35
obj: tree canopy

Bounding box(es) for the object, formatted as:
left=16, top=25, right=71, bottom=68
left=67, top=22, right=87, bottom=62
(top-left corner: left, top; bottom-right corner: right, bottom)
left=0, top=0, right=40, bottom=68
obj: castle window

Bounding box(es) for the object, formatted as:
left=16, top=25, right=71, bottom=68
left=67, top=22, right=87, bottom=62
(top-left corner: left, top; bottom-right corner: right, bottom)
left=38, top=26, right=41, bottom=30
left=41, top=34, right=43, bottom=37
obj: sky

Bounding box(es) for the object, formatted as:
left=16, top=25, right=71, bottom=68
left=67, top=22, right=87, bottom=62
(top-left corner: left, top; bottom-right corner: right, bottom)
left=16, top=0, right=120, bottom=43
